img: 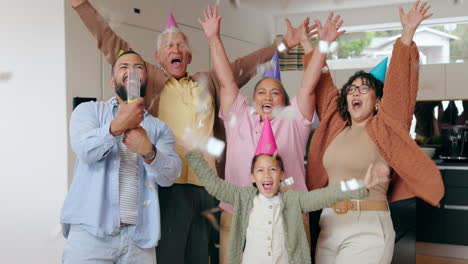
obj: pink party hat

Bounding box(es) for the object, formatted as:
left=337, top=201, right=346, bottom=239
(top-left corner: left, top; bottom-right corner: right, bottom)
left=255, top=117, right=278, bottom=156
left=262, top=51, right=281, bottom=82
left=164, top=12, right=179, bottom=30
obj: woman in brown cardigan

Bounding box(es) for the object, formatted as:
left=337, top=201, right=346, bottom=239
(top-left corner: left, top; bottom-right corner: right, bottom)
left=301, top=1, right=444, bottom=263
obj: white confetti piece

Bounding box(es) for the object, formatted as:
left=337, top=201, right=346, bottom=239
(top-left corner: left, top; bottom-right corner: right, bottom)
left=277, top=42, right=287, bottom=53
left=340, top=180, right=348, bottom=192
left=143, top=200, right=151, bottom=207
left=344, top=178, right=363, bottom=190
left=144, top=181, right=154, bottom=192
left=229, top=114, right=237, bottom=128
left=318, top=40, right=338, bottom=54
left=256, top=60, right=274, bottom=76
left=250, top=106, right=257, bottom=115
left=0, top=72, right=12, bottom=82
left=197, top=120, right=204, bottom=128
left=205, top=137, right=225, bottom=157
left=281, top=177, right=294, bottom=188
left=271, top=107, right=298, bottom=120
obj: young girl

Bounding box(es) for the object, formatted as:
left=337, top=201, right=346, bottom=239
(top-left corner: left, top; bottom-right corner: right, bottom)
left=185, top=117, right=390, bottom=264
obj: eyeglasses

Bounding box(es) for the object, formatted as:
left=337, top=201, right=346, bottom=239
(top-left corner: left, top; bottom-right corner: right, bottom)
left=346, top=84, right=371, bottom=95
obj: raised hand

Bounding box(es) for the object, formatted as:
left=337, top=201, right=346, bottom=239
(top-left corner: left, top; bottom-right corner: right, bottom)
left=198, top=5, right=222, bottom=41
left=284, top=17, right=317, bottom=49
left=315, top=12, right=345, bottom=43
left=363, top=162, right=391, bottom=189
left=399, top=0, right=433, bottom=31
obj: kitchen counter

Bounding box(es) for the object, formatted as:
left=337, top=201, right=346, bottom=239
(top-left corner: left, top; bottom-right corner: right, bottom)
left=433, top=159, right=468, bottom=170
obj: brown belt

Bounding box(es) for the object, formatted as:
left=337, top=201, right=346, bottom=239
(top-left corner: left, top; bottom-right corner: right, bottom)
left=330, top=200, right=389, bottom=214
left=120, top=223, right=131, bottom=226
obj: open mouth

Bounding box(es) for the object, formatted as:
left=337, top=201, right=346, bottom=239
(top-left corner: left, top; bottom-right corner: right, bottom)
left=262, top=104, right=273, bottom=113
left=351, top=100, right=362, bottom=110
left=262, top=182, right=273, bottom=191
left=171, top=58, right=182, bottom=66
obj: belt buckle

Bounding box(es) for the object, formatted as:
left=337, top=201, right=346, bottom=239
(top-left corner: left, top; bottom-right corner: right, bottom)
left=332, top=200, right=349, bottom=214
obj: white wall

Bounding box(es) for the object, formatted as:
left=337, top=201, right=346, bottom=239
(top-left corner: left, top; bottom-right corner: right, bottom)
left=0, top=0, right=67, bottom=263
left=274, top=1, right=468, bottom=35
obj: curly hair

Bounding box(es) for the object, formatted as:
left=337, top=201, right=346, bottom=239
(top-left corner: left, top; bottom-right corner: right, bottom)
left=337, top=70, right=384, bottom=124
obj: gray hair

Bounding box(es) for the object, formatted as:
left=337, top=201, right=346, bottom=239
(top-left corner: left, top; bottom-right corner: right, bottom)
left=156, top=27, right=191, bottom=53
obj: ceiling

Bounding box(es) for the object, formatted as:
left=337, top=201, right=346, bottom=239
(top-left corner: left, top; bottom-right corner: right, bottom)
left=237, top=0, right=415, bottom=13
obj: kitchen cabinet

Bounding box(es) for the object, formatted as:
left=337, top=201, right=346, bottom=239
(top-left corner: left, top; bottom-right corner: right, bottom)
left=417, top=167, right=468, bottom=246
left=416, top=64, right=446, bottom=101
left=446, top=63, right=468, bottom=100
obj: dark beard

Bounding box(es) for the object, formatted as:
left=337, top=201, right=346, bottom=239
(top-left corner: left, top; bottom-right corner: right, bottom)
left=114, top=82, right=147, bottom=102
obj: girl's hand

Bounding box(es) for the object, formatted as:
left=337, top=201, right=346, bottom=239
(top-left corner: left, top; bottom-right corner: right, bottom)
left=315, top=12, right=345, bottom=43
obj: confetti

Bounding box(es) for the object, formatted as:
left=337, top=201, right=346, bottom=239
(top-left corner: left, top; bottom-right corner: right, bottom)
left=256, top=60, right=274, bottom=76
left=271, top=107, right=298, bottom=120
left=318, top=40, right=338, bottom=54
left=197, top=120, right=204, bottom=128
left=144, top=181, right=154, bottom=192
left=277, top=42, right=287, bottom=53
left=143, top=200, right=151, bottom=207
left=205, top=137, right=225, bottom=157
left=229, top=0, right=240, bottom=8
left=229, top=114, right=237, bottom=128
left=0, top=72, right=12, bottom=82
left=250, top=106, right=257, bottom=115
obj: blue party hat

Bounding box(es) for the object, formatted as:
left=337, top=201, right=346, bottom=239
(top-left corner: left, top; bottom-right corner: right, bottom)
left=369, top=57, right=388, bottom=83
left=262, top=52, right=281, bottom=82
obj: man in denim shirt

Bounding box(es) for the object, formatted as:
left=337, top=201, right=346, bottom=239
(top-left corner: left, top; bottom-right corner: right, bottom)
left=61, top=51, right=181, bottom=264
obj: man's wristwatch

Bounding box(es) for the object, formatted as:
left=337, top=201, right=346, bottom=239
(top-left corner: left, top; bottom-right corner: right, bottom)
left=142, top=144, right=157, bottom=160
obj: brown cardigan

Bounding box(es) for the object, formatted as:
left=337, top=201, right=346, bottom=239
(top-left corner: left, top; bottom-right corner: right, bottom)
left=72, top=0, right=280, bottom=178
left=304, top=39, right=444, bottom=206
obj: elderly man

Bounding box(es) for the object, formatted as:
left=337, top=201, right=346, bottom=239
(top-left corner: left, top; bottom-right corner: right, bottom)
left=70, top=1, right=312, bottom=263
left=61, top=50, right=181, bottom=264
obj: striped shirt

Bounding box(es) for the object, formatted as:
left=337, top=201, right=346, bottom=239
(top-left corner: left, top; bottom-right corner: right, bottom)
left=118, top=136, right=139, bottom=224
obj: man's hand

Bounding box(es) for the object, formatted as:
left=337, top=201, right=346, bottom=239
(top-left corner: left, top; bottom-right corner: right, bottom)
left=364, top=162, right=391, bottom=189
left=284, top=17, right=317, bottom=49
left=198, top=5, right=222, bottom=42
left=315, top=12, right=345, bottom=43
left=123, top=126, right=153, bottom=157
left=110, top=96, right=145, bottom=136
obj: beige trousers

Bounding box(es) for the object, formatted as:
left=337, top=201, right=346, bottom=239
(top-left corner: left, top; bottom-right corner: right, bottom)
left=316, top=208, right=395, bottom=264
left=219, top=210, right=311, bottom=264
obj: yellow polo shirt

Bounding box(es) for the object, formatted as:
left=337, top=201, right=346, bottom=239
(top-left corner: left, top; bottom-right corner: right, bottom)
left=158, top=76, right=216, bottom=186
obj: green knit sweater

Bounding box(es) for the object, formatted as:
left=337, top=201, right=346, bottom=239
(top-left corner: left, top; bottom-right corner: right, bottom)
left=186, top=150, right=368, bottom=264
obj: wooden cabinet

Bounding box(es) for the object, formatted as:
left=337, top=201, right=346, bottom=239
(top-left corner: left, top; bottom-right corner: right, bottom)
left=417, top=64, right=446, bottom=100
left=446, top=63, right=468, bottom=100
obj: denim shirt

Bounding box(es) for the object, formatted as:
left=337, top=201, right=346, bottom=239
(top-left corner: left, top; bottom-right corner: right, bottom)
left=61, top=97, right=181, bottom=248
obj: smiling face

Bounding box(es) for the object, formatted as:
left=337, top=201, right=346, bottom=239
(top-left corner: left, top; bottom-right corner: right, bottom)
left=155, top=31, right=192, bottom=79
left=253, top=78, right=286, bottom=120
left=251, top=155, right=284, bottom=198
left=346, top=77, right=380, bottom=126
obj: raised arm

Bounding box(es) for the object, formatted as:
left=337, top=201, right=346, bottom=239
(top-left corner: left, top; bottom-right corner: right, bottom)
left=199, top=5, right=239, bottom=116
left=301, top=13, right=344, bottom=120
left=379, top=0, right=432, bottom=129
left=186, top=150, right=240, bottom=205
left=71, top=0, right=132, bottom=64
left=299, top=162, right=390, bottom=212
left=297, top=13, right=344, bottom=121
